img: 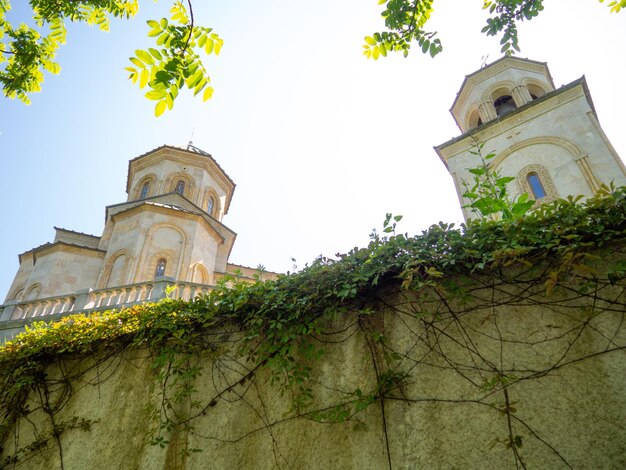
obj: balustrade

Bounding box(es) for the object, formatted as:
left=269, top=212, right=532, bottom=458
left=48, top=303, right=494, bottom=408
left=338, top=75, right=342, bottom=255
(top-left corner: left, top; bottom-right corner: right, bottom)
left=0, top=281, right=213, bottom=322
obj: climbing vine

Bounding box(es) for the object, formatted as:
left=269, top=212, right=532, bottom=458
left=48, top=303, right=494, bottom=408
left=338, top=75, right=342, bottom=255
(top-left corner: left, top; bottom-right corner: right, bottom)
left=1, top=186, right=625, bottom=468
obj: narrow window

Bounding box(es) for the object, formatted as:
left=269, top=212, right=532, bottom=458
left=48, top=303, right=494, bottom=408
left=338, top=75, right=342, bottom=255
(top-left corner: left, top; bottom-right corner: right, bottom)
left=155, top=258, right=167, bottom=278
left=527, top=172, right=547, bottom=199
left=207, top=196, right=215, bottom=215
left=140, top=181, right=150, bottom=199
left=175, top=180, right=185, bottom=195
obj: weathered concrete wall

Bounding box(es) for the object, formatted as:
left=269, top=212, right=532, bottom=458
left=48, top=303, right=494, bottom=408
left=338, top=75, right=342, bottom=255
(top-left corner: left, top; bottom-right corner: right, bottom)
left=2, top=273, right=625, bottom=469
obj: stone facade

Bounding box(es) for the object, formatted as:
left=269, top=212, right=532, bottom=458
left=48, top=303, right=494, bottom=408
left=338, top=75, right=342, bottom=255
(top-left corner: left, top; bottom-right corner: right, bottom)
left=435, top=57, right=626, bottom=221
left=2, top=145, right=273, bottom=316
left=2, top=250, right=625, bottom=468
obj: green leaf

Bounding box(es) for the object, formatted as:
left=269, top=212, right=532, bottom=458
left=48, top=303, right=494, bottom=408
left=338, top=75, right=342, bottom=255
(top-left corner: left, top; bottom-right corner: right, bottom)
left=139, top=68, right=149, bottom=88
left=148, top=48, right=162, bottom=60
left=155, top=99, right=167, bottom=116
left=145, top=89, right=166, bottom=100
left=204, top=38, right=214, bottom=55
left=202, top=86, right=214, bottom=102
left=130, top=57, right=145, bottom=69
left=156, top=33, right=169, bottom=46
left=364, top=36, right=377, bottom=46
left=136, top=50, right=155, bottom=65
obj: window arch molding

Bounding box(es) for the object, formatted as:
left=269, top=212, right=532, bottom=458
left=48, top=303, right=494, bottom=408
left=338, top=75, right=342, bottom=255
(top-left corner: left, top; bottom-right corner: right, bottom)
left=165, top=172, right=195, bottom=200
left=482, top=81, right=516, bottom=104
left=189, top=263, right=210, bottom=285
left=101, top=249, right=130, bottom=288
left=465, top=106, right=483, bottom=131
left=8, top=285, right=25, bottom=302
left=517, top=164, right=558, bottom=204
left=489, top=136, right=585, bottom=170
left=25, top=283, right=42, bottom=301
left=136, top=223, right=188, bottom=282
left=521, top=78, right=550, bottom=100
left=133, top=174, right=158, bottom=200
left=203, top=189, right=220, bottom=217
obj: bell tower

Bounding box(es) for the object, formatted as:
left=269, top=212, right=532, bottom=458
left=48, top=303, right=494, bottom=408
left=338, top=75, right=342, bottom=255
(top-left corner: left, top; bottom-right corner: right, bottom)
left=435, top=57, right=626, bottom=221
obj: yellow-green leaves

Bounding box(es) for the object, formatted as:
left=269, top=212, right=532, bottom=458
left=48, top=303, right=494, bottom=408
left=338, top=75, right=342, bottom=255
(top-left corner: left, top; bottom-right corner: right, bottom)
left=155, top=99, right=167, bottom=116
left=364, top=0, right=439, bottom=60
left=363, top=29, right=441, bottom=60
left=599, top=0, right=626, bottom=13
left=170, top=1, right=189, bottom=24
left=125, top=4, right=222, bottom=117
left=1, top=0, right=220, bottom=113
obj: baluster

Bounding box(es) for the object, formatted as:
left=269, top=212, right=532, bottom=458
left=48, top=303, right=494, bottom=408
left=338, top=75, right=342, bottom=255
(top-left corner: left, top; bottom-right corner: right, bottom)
left=118, top=288, right=129, bottom=306
left=61, top=297, right=73, bottom=313
left=145, top=284, right=153, bottom=301
left=11, top=305, right=24, bottom=320
left=30, top=302, right=41, bottom=318
left=105, top=290, right=116, bottom=307
left=136, top=285, right=144, bottom=302
left=175, top=283, right=184, bottom=300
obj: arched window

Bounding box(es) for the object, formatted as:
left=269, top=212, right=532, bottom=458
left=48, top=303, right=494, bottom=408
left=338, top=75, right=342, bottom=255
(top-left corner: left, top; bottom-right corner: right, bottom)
left=527, top=172, right=547, bottom=199
left=155, top=258, right=167, bottom=278
left=175, top=180, right=186, bottom=195
left=25, top=284, right=41, bottom=301
left=140, top=181, right=150, bottom=199
left=526, top=83, right=547, bottom=101
left=494, top=95, right=517, bottom=117
left=207, top=196, right=215, bottom=215
left=9, top=286, right=25, bottom=302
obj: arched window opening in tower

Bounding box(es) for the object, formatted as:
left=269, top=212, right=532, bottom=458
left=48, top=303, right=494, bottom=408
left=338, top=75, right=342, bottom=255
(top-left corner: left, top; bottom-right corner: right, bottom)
left=494, top=95, right=517, bottom=116
left=155, top=258, right=167, bottom=278
left=140, top=181, right=150, bottom=199
left=527, top=172, right=547, bottom=199
left=175, top=180, right=185, bottom=195
left=207, top=196, right=215, bottom=215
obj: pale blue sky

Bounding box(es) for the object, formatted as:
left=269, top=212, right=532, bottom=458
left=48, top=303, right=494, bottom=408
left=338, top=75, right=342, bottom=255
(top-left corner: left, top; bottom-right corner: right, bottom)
left=1, top=0, right=625, bottom=299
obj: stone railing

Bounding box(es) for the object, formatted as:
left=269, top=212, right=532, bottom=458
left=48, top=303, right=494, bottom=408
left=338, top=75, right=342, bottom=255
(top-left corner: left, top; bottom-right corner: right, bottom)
left=0, top=278, right=213, bottom=343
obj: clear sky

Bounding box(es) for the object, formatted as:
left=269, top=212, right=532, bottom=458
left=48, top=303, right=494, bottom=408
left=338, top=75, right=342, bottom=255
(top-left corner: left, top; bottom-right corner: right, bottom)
left=1, top=0, right=625, bottom=299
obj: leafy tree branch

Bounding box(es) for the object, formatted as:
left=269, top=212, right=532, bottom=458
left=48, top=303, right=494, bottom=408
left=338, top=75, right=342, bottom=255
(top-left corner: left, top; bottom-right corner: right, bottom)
left=0, top=0, right=219, bottom=115
left=365, top=0, right=625, bottom=60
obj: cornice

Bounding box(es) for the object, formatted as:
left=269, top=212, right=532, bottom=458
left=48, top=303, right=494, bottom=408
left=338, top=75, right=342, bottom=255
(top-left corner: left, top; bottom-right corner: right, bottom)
left=107, top=194, right=238, bottom=246
left=436, top=78, right=588, bottom=162
left=451, top=57, right=553, bottom=117
left=19, top=242, right=106, bottom=264
left=125, top=146, right=236, bottom=213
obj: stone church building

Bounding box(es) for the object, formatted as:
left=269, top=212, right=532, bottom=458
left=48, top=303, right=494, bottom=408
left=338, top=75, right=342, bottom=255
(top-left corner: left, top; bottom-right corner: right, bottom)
left=1, top=56, right=625, bottom=339
left=436, top=56, right=626, bottom=221
left=1, top=145, right=273, bottom=330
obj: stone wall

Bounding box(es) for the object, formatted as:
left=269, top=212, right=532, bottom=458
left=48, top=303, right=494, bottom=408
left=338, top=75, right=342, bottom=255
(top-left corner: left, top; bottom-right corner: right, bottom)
left=1, top=257, right=625, bottom=469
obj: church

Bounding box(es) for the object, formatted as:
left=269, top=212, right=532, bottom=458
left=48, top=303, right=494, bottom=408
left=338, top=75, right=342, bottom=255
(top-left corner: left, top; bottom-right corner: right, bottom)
left=0, top=144, right=275, bottom=331
left=436, top=56, right=626, bottom=220
left=1, top=56, right=625, bottom=339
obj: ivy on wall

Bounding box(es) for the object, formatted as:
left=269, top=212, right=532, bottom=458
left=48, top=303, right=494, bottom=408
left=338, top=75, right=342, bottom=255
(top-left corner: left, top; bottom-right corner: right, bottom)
left=1, top=187, right=625, bottom=468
